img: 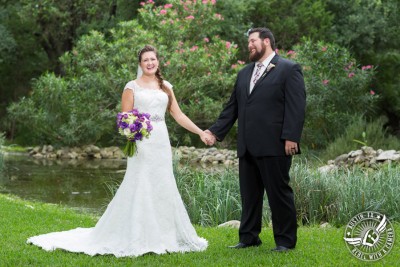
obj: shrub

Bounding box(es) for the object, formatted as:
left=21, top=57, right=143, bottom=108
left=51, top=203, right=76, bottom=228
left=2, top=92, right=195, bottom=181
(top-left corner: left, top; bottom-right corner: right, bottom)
left=286, top=39, right=379, bottom=149
left=8, top=0, right=239, bottom=147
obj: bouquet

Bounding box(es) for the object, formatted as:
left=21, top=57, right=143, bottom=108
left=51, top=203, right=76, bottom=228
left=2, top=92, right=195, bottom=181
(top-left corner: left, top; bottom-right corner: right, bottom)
left=116, top=109, right=153, bottom=157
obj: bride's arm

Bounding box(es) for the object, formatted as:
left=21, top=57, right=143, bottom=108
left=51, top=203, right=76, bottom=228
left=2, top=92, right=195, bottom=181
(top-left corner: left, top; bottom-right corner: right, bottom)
left=168, top=87, right=213, bottom=144
left=169, top=88, right=202, bottom=134
left=121, top=89, right=134, bottom=112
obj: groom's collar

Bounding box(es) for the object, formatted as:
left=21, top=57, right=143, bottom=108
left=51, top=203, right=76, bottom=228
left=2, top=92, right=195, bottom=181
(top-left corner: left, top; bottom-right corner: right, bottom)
left=257, top=52, right=276, bottom=68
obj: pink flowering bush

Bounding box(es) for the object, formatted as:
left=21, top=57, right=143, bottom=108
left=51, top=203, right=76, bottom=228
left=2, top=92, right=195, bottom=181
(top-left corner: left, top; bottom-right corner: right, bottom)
left=137, top=0, right=239, bottom=145
left=282, top=39, right=379, bottom=149
left=9, top=1, right=239, bottom=146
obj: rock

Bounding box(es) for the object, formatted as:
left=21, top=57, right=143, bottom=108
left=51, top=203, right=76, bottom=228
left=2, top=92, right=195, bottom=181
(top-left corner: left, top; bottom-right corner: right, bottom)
left=348, top=150, right=362, bottom=158
left=376, top=150, right=400, bottom=161
left=218, top=220, right=241, bottom=228
left=320, top=222, right=331, bottom=228
left=318, top=164, right=337, bottom=173
left=32, top=153, right=44, bottom=158
left=334, top=154, right=348, bottom=164
left=215, top=153, right=225, bottom=161
left=361, top=146, right=375, bottom=156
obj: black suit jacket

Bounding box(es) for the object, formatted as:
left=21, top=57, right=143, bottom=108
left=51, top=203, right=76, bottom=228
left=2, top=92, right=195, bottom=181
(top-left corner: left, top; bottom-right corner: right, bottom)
left=209, top=55, right=306, bottom=157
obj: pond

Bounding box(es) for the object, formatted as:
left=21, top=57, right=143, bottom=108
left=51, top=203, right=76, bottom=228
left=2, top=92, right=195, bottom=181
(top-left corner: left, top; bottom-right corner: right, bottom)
left=0, top=153, right=228, bottom=215
left=0, top=154, right=126, bottom=215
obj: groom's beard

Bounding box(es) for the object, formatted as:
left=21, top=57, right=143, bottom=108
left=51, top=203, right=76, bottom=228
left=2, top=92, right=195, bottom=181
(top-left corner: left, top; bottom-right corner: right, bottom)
left=249, top=43, right=266, bottom=62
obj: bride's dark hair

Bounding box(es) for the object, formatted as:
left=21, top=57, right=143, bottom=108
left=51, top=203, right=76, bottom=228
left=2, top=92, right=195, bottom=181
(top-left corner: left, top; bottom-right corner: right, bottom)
left=138, top=45, right=172, bottom=111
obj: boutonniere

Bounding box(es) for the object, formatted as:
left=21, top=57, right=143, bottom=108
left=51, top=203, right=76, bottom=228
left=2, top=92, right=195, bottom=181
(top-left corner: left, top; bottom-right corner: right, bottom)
left=266, top=63, right=276, bottom=73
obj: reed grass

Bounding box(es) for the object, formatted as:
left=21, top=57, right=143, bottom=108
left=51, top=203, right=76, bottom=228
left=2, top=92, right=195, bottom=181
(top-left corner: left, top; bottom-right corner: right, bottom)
left=103, top=157, right=400, bottom=227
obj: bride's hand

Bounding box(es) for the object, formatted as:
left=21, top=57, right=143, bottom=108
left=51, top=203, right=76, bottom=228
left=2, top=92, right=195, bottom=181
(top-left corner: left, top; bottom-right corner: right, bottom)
left=200, top=131, right=215, bottom=146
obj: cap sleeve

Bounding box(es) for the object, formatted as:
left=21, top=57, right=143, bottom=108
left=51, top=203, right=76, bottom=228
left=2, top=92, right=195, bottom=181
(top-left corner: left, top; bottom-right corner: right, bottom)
left=163, top=80, right=173, bottom=89
left=124, top=80, right=136, bottom=92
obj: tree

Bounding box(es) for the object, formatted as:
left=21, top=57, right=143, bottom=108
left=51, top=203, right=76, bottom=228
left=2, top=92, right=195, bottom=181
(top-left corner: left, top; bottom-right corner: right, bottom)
left=216, top=0, right=333, bottom=60
left=326, top=0, right=400, bottom=136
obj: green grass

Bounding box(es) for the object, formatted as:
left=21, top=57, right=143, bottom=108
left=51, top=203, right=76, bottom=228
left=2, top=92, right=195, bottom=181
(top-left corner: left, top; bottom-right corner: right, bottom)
left=1, top=194, right=399, bottom=266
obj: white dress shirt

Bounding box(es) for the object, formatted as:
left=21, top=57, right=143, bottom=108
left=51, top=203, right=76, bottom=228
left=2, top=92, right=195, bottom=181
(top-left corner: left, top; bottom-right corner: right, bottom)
left=249, top=52, right=276, bottom=93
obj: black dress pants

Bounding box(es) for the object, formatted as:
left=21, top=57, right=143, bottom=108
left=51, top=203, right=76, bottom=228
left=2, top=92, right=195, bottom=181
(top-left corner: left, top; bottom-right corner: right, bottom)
left=238, top=151, right=297, bottom=248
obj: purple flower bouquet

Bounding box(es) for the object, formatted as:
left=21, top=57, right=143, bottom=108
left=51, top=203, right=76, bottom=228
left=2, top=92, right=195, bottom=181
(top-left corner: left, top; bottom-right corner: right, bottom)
left=116, top=109, right=153, bottom=157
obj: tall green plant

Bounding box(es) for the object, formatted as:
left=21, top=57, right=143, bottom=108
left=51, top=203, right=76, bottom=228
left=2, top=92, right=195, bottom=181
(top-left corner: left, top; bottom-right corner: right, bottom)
left=0, top=133, right=4, bottom=171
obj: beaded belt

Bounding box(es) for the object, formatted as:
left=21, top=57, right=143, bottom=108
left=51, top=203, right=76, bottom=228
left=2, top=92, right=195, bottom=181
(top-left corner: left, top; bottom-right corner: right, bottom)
left=151, top=114, right=164, bottom=122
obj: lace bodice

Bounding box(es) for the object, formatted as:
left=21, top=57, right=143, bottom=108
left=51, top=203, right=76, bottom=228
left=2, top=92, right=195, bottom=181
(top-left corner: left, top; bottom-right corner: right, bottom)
left=124, top=80, right=170, bottom=120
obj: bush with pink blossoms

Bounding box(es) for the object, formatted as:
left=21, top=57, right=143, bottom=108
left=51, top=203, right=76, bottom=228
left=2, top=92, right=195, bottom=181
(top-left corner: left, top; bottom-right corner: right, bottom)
left=137, top=0, right=240, bottom=145
left=283, top=39, right=379, bottom=149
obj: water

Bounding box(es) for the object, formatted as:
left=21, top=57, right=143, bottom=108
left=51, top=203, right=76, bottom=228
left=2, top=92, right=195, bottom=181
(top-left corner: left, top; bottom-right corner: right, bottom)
left=0, top=154, right=126, bottom=215
left=0, top=153, right=229, bottom=215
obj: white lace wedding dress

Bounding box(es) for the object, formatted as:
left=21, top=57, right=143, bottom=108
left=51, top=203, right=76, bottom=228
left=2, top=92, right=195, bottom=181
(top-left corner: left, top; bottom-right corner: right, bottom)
left=27, top=80, right=208, bottom=257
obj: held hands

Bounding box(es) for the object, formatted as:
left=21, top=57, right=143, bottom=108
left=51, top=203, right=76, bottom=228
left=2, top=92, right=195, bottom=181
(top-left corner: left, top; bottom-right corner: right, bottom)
left=200, top=130, right=216, bottom=146
left=285, top=140, right=298, bottom=156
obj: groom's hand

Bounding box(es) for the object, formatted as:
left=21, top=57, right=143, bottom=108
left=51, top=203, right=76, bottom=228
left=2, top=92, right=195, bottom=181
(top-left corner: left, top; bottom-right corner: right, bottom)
left=204, top=130, right=216, bottom=146
left=285, top=140, right=298, bottom=156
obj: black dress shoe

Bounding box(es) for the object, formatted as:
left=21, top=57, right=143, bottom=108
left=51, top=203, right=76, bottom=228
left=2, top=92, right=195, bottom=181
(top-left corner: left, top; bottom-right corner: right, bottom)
left=271, top=245, right=294, bottom=252
left=228, top=240, right=262, bottom=249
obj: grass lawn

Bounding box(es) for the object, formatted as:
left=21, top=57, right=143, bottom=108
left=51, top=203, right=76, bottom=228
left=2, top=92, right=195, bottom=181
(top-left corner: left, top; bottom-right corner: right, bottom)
left=1, top=194, right=398, bottom=267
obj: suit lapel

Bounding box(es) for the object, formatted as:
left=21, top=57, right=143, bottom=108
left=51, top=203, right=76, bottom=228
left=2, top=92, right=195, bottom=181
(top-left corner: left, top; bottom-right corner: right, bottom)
left=246, top=63, right=256, bottom=97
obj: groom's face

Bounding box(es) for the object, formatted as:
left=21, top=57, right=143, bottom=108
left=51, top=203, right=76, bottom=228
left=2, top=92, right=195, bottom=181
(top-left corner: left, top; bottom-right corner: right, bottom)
left=248, top=32, right=267, bottom=62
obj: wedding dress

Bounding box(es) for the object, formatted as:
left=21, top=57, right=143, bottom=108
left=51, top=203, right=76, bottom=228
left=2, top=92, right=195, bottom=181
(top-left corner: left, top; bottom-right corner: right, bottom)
left=27, top=80, right=208, bottom=257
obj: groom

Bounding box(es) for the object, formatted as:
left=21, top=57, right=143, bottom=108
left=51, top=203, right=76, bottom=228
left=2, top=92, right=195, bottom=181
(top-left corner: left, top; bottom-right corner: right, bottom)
left=205, top=27, right=306, bottom=252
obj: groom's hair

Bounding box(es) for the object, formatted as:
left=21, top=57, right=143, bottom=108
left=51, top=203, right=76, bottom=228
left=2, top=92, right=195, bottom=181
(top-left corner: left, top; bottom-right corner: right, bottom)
left=248, top=27, right=276, bottom=50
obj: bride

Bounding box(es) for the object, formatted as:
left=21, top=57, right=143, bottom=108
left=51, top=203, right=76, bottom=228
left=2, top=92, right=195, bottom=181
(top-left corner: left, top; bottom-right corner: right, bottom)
left=27, top=45, right=211, bottom=257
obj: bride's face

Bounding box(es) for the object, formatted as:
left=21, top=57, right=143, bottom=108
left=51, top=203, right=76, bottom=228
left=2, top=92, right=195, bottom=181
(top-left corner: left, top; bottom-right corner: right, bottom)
left=140, top=51, right=159, bottom=76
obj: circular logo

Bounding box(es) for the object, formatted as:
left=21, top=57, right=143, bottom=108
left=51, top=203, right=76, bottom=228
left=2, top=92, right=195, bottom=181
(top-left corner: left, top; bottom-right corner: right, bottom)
left=344, top=211, right=395, bottom=261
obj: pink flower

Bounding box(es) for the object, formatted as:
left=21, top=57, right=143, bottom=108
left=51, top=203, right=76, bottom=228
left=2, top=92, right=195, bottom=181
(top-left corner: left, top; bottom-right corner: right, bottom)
left=161, top=20, right=166, bottom=24
left=214, top=13, right=223, bottom=20
left=164, top=3, right=173, bottom=8
left=211, top=0, right=216, bottom=4
left=140, top=2, right=145, bottom=6
left=362, top=65, right=373, bottom=70
left=190, top=45, right=199, bottom=51
left=186, top=15, right=195, bottom=20
left=231, top=64, right=237, bottom=69
left=237, top=60, right=245, bottom=65
left=164, top=61, right=171, bottom=66
left=287, top=50, right=296, bottom=58
left=202, top=0, right=208, bottom=3
left=204, top=37, right=209, bottom=42
left=207, top=72, right=211, bottom=76
left=147, top=0, right=154, bottom=3
left=348, top=72, right=355, bottom=78
left=323, top=79, right=329, bottom=85
left=226, top=41, right=231, bottom=49
left=160, top=9, right=167, bottom=15
left=322, top=46, right=327, bottom=52
left=370, top=90, right=375, bottom=95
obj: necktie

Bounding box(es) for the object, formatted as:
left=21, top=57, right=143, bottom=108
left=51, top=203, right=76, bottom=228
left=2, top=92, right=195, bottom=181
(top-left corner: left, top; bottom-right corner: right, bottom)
left=252, top=63, right=263, bottom=85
